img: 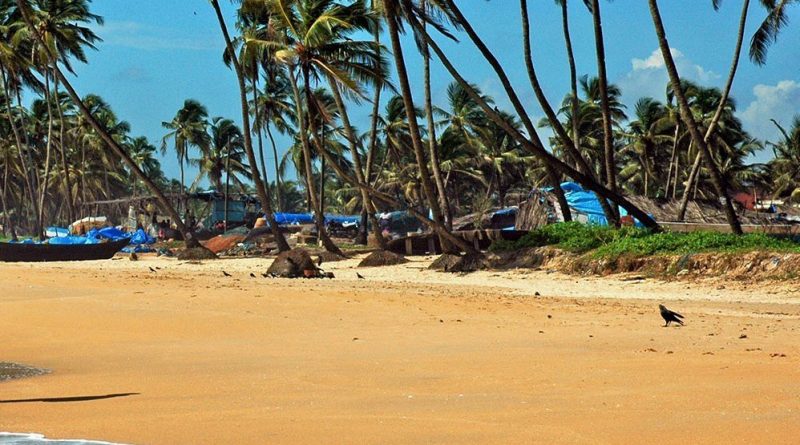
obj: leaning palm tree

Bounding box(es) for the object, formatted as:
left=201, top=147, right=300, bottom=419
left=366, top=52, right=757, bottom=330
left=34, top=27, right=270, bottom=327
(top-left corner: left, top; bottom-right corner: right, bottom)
left=648, top=0, right=742, bottom=234
left=209, top=0, right=291, bottom=252
left=15, top=0, right=207, bottom=247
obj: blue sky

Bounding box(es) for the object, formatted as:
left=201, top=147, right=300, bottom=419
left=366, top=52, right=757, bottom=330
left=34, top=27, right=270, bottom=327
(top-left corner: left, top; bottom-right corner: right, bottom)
left=64, top=0, right=800, bottom=184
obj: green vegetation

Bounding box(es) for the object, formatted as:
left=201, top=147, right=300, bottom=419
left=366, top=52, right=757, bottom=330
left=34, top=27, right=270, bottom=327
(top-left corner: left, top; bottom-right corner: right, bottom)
left=491, top=222, right=800, bottom=259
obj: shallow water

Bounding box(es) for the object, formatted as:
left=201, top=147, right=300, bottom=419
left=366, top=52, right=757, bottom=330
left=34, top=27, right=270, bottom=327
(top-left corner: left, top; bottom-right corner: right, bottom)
left=0, top=433, right=126, bottom=445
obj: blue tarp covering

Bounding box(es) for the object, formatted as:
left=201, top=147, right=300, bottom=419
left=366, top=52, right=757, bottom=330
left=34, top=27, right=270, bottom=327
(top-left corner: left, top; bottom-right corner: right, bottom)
left=268, top=213, right=361, bottom=227
left=545, top=182, right=645, bottom=227
left=273, top=213, right=315, bottom=225
left=41, top=227, right=156, bottom=246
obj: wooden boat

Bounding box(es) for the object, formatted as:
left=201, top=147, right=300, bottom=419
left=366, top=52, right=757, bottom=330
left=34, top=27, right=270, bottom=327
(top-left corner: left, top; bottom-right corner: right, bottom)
left=0, top=238, right=129, bottom=262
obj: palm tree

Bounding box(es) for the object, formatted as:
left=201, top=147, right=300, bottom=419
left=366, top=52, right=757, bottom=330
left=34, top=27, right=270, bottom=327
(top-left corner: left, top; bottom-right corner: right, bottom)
left=648, top=0, right=742, bottom=233
left=380, top=0, right=457, bottom=251
left=408, top=0, right=658, bottom=229
left=749, top=0, right=798, bottom=65
left=15, top=0, right=204, bottom=247
left=193, top=117, right=250, bottom=193
left=161, top=99, right=210, bottom=206
left=768, top=116, right=800, bottom=199
left=125, top=136, right=160, bottom=198
left=209, top=0, right=291, bottom=252
left=586, top=0, right=618, bottom=216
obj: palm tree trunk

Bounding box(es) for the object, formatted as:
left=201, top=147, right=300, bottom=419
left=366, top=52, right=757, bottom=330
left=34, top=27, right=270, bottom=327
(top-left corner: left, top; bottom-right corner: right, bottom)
left=327, top=79, right=386, bottom=248
left=421, top=7, right=452, bottom=231
left=589, top=0, right=619, bottom=225
left=677, top=148, right=702, bottom=220
left=665, top=121, right=680, bottom=197
left=2, top=142, right=17, bottom=240
left=1, top=63, right=38, bottom=234
left=648, top=0, right=742, bottom=234
left=252, top=69, right=273, bottom=212
left=310, top=128, right=479, bottom=255
left=265, top=122, right=283, bottom=212
left=209, top=0, right=291, bottom=252
left=38, top=71, right=54, bottom=238
left=290, top=65, right=342, bottom=255
left=53, top=71, right=75, bottom=223
left=15, top=0, right=205, bottom=247
left=383, top=7, right=450, bottom=250
left=411, top=7, right=659, bottom=230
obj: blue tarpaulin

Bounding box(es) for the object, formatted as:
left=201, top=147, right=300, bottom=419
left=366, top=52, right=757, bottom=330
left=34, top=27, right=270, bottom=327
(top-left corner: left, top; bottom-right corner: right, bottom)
left=39, top=227, right=156, bottom=246
left=544, top=182, right=645, bottom=227
left=267, top=213, right=361, bottom=227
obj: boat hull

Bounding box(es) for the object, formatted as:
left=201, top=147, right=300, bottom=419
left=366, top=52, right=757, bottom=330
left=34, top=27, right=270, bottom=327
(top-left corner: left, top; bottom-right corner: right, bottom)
left=0, top=238, right=129, bottom=262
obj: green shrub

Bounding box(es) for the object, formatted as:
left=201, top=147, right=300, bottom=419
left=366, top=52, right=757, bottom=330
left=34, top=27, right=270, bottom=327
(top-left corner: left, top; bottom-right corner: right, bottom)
left=490, top=222, right=800, bottom=258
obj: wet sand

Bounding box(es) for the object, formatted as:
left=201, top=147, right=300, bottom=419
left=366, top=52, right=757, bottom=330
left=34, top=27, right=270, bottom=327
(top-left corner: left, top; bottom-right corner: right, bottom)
left=1, top=255, right=799, bottom=444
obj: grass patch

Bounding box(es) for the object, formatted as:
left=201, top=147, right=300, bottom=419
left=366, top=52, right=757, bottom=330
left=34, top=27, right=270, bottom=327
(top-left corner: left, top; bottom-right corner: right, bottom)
left=491, top=222, right=800, bottom=259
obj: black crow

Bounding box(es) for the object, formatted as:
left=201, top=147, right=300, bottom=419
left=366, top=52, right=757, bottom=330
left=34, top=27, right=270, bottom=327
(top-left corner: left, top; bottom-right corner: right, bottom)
left=149, top=267, right=157, bottom=273
left=249, top=273, right=256, bottom=278
left=659, top=304, right=684, bottom=327
left=222, top=270, right=232, bottom=277
left=356, top=272, right=365, bottom=280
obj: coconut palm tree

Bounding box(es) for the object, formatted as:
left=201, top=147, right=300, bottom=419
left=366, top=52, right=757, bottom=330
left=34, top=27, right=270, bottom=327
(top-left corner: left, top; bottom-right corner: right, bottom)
left=192, top=117, right=250, bottom=193
left=15, top=0, right=205, bottom=247
left=768, top=116, right=800, bottom=199
left=161, top=99, right=210, bottom=204
left=648, top=0, right=742, bottom=233
left=209, top=0, right=291, bottom=252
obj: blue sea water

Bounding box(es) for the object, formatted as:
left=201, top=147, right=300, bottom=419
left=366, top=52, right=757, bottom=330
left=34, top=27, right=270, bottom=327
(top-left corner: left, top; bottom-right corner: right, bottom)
left=0, top=433, right=127, bottom=445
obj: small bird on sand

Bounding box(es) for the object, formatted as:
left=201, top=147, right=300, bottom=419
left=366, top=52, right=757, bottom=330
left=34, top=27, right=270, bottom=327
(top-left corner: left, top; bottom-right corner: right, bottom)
left=222, top=270, right=232, bottom=277
left=317, top=255, right=323, bottom=267
left=149, top=267, right=157, bottom=273
left=659, top=304, right=685, bottom=327
left=249, top=273, right=256, bottom=278
left=129, top=252, right=138, bottom=261
left=356, top=272, right=365, bottom=280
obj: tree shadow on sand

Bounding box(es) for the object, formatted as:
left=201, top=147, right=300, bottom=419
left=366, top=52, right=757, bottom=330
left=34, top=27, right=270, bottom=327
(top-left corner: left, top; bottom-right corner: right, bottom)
left=0, top=393, right=139, bottom=404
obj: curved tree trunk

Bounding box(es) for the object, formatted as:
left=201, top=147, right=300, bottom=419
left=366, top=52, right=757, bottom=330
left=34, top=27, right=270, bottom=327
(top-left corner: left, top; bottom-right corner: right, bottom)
left=38, top=71, right=54, bottom=238
left=648, top=0, right=742, bottom=234
left=327, top=79, right=386, bottom=249
left=411, top=7, right=659, bottom=230
left=15, top=0, right=208, bottom=247
left=589, top=0, right=619, bottom=225
left=665, top=121, right=680, bottom=197
left=209, top=0, right=291, bottom=251
left=677, top=147, right=702, bottom=220
left=288, top=65, right=342, bottom=255
left=383, top=5, right=450, bottom=251
left=1, top=63, right=38, bottom=235
left=265, top=123, right=283, bottom=212
left=252, top=71, right=273, bottom=212
left=421, top=7, right=452, bottom=231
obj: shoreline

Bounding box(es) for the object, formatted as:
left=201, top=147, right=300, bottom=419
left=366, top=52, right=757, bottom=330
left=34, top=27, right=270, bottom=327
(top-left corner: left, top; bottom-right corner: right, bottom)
left=2, top=255, right=799, bottom=444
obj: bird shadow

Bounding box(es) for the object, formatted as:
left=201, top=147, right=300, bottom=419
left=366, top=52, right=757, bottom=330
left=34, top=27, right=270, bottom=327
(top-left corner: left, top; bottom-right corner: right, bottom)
left=0, top=392, right=139, bottom=404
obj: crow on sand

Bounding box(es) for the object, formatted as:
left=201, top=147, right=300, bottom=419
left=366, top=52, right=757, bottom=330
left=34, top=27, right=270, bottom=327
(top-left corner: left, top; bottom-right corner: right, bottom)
left=356, top=272, right=365, bottom=280
left=222, top=270, right=232, bottom=277
left=149, top=267, right=157, bottom=273
left=249, top=273, right=256, bottom=278
left=659, top=304, right=684, bottom=327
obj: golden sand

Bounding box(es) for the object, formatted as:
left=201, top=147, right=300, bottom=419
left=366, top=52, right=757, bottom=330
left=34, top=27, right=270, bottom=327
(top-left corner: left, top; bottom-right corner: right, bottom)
left=1, top=255, right=799, bottom=444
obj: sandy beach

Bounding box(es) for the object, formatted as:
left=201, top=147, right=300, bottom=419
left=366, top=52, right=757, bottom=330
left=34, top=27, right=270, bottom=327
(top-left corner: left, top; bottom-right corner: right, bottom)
left=1, top=255, right=799, bottom=444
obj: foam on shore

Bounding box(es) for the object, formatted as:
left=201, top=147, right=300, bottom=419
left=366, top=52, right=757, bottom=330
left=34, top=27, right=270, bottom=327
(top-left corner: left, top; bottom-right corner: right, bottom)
left=0, top=433, right=127, bottom=445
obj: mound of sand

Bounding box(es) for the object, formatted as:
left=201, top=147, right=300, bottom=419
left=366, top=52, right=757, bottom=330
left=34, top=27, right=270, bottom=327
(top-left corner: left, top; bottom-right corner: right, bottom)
left=317, top=251, right=348, bottom=264
left=177, top=246, right=218, bottom=261
left=429, top=253, right=489, bottom=273
left=267, top=248, right=317, bottom=278
left=357, top=250, right=409, bottom=268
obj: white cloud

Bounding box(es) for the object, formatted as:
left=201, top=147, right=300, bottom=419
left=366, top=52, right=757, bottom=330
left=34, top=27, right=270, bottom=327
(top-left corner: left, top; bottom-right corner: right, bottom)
left=97, top=20, right=218, bottom=52
left=619, top=48, right=720, bottom=106
left=740, top=80, right=800, bottom=143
